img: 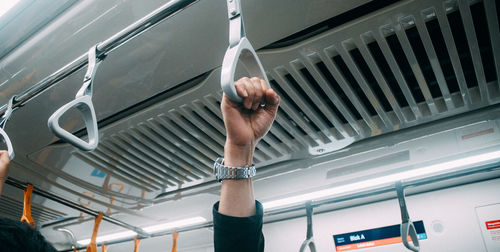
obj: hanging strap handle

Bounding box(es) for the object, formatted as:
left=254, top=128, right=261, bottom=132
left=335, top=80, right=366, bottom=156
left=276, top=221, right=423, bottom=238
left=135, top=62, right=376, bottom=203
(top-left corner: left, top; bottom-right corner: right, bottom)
left=107, top=183, right=125, bottom=214
left=395, top=182, right=420, bottom=252
left=78, top=192, right=96, bottom=218
left=86, top=212, right=104, bottom=252
left=221, top=0, right=270, bottom=103
left=48, top=44, right=102, bottom=151
left=171, top=230, right=179, bottom=252
left=20, top=184, right=35, bottom=228
left=133, top=236, right=141, bottom=252
left=299, top=201, right=317, bottom=252
left=101, top=243, right=108, bottom=252
left=0, top=96, right=16, bottom=160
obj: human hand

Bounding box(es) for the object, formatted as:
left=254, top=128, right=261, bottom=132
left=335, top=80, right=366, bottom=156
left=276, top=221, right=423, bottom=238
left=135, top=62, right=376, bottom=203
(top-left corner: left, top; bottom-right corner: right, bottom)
left=0, top=150, right=10, bottom=183
left=221, top=77, right=280, bottom=165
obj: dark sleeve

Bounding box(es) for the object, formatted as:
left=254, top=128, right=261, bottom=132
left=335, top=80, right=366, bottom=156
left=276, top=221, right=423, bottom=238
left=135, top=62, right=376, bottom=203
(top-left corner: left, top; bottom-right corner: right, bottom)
left=213, top=200, right=265, bottom=252
left=0, top=217, right=58, bottom=252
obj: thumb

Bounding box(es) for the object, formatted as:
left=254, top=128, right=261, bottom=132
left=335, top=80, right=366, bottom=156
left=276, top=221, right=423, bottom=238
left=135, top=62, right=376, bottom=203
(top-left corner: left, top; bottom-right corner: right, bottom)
left=263, top=89, right=280, bottom=116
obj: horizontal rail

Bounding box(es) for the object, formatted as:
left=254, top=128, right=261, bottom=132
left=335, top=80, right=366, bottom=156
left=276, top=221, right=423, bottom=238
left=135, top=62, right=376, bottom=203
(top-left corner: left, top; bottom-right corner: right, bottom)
left=0, top=0, right=198, bottom=114
left=5, top=177, right=148, bottom=237
left=60, top=162, right=500, bottom=251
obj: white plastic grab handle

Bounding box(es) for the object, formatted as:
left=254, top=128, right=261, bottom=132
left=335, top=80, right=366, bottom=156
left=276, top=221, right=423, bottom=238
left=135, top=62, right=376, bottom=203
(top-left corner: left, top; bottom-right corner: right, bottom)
left=0, top=128, right=14, bottom=160
left=299, top=238, right=317, bottom=252
left=221, top=37, right=270, bottom=103
left=0, top=96, right=16, bottom=160
left=396, top=181, right=420, bottom=252
left=47, top=95, right=98, bottom=151
left=401, top=222, right=420, bottom=252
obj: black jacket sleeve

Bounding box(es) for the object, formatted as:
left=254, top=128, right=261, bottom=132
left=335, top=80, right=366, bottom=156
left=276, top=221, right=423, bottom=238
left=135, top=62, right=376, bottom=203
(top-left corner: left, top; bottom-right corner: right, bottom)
left=213, top=200, right=265, bottom=252
left=0, top=217, right=57, bottom=252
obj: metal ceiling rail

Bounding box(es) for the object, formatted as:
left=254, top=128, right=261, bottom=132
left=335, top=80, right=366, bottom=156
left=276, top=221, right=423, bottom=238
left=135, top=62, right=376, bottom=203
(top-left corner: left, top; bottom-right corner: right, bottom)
left=4, top=177, right=148, bottom=237
left=60, top=161, right=500, bottom=252
left=0, top=0, right=199, bottom=114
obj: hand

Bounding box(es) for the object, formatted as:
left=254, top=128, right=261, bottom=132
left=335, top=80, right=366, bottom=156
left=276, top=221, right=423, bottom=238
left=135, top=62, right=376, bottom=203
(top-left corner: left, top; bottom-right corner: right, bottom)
left=218, top=77, right=279, bottom=217
left=221, top=77, right=280, bottom=164
left=0, top=150, right=10, bottom=182
left=0, top=150, right=10, bottom=195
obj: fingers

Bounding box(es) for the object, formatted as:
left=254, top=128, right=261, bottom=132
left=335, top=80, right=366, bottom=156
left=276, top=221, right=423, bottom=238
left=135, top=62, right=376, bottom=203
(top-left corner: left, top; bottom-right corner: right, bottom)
left=250, top=77, right=264, bottom=110
left=263, top=88, right=280, bottom=116
left=0, top=150, right=10, bottom=179
left=0, top=150, right=9, bottom=166
left=234, top=77, right=267, bottom=110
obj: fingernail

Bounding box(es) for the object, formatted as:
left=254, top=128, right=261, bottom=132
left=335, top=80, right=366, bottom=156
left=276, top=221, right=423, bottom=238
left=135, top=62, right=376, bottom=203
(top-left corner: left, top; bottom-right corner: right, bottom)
left=241, top=89, right=248, bottom=97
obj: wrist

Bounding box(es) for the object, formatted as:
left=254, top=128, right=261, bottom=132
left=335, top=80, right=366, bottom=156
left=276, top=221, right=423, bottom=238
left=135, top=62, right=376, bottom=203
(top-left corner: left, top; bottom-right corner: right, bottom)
left=224, top=142, right=254, bottom=167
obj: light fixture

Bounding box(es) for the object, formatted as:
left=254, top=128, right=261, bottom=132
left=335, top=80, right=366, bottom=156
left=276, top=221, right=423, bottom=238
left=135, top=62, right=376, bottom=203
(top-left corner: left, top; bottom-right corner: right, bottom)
left=262, top=149, right=500, bottom=210
left=77, top=230, right=137, bottom=246
left=143, top=216, right=207, bottom=233
left=0, top=0, right=20, bottom=17
left=76, top=216, right=207, bottom=245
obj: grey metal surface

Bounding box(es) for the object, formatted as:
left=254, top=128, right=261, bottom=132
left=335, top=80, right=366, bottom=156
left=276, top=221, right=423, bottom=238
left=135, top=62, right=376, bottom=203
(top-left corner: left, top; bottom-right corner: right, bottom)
left=0, top=0, right=78, bottom=61
left=259, top=0, right=500, bottom=150
left=0, top=0, right=499, bottom=249
left=12, top=0, right=499, bottom=203
left=0, top=0, right=198, bottom=113
left=0, top=194, right=66, bottom=223
left=5, top=177, right=148, bottom=237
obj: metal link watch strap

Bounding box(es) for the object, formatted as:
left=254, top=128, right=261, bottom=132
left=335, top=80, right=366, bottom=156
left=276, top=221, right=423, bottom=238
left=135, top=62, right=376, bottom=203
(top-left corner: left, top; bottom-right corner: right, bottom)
left=214, top=157, right=256, bottom=182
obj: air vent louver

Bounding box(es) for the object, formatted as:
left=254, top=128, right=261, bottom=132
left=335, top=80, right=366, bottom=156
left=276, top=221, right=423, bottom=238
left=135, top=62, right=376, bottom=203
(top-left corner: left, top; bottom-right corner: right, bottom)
left=0, top=196, right=66, bottom=223
left=77, top=0, right=499, bottom=193
left=264, top=0, right=499, bottom=144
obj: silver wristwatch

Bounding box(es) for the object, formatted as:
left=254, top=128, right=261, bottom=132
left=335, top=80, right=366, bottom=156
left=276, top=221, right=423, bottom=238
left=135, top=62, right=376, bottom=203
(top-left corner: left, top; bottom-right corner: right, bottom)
left=213, top=157, right=256, bottom=182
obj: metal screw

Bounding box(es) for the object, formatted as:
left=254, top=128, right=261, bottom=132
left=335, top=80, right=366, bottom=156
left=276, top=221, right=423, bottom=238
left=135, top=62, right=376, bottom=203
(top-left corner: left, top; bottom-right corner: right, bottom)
left=316, top=148, right=325, bottom=153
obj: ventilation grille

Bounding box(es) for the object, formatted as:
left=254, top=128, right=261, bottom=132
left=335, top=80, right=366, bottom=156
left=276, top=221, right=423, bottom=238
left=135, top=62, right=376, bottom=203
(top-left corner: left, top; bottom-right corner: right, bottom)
left=76, top=93, right=299, bottom=191
left=264, top=0, right=499, bottom=147
left=77, top=0, right=499, bottom=191
left=0, top=195, right=66, bottom=223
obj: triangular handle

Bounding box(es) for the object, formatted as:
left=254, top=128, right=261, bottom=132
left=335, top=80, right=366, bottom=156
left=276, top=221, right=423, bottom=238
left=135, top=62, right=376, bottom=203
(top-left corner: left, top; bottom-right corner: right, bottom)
left=396, top=182, right=420, bottom=252
left=221, top=37, right=270, bottom=103
left=0, top=96, right=17, bottom=160
left=401, top=222, right=420, bottom=252
left=48, top=95, right=98, bottom=151
left=299, top=201, right=317, bottom=252
left=0, top=128, right=14, bottom=160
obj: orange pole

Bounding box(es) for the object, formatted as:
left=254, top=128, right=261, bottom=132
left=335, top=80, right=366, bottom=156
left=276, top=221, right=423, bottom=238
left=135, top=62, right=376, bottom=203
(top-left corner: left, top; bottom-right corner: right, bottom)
left=172, top=230, right=179, bottom=252
left=86, top=212, right=104, bottom=252
left=102, top=243, right=108, bottom=252
left=20, top=184, right=35, bottom=228
left=134, top=236, right=141, bottom=252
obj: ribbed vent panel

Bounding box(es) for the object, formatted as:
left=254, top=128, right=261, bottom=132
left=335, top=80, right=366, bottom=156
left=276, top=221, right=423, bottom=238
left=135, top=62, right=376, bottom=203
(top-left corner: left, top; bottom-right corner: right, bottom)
left=0, top=196, right=66, bottom=223
left=73, top=0, right=500, bottom=192
left=264, top=0, right=499, bottom=143
left=77, top=94, right=296, bottom=190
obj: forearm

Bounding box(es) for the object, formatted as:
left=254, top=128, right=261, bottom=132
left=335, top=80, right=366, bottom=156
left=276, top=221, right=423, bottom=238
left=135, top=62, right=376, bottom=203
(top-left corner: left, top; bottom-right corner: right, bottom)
left=218, top=143, right=256, bottom=217
left=0, top=176, right=5, bottom=196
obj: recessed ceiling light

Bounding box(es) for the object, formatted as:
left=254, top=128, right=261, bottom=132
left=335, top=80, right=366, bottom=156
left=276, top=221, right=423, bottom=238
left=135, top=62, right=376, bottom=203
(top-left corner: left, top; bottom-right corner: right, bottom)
left=262, top=149, right=500, bottom=210
left=77, top=216, right=207, bottom=245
